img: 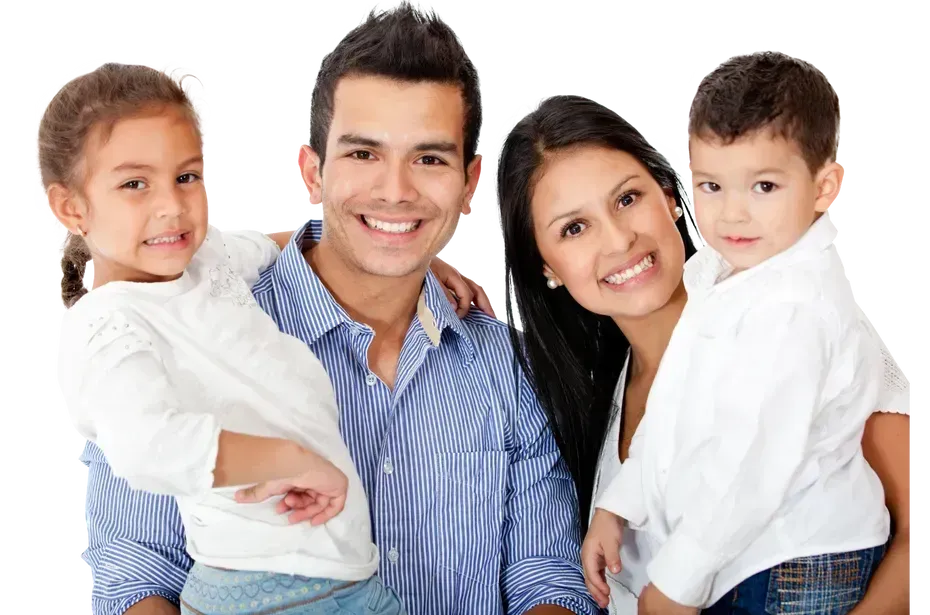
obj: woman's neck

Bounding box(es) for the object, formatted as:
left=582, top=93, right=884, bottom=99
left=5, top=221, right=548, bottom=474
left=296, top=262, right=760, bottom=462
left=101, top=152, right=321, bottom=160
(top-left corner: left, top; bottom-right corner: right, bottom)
left=613, top=280, right=687, bottom=379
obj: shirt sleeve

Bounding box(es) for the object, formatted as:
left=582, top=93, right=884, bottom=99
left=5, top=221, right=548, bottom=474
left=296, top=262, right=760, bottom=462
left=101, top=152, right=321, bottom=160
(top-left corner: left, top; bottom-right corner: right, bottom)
left=70, top=310, right=221, bottom=497
left=81, top=441, right=191, bottom=615
left=857, top=308, right=909, bottom=415
left=217, top=228, right=281, bottom=287
left=646, top=301, right=881, bottom=607
left=593, top=431, right=648, bottom=527
left=500, top=375, right=602, bottom=615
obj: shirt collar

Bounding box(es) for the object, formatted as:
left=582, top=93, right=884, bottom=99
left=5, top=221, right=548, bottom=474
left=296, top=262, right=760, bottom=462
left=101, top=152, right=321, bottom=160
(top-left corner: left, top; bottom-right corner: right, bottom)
left=684, top=212, right=838, bottom=293
left=271, top=219, right=476, bottom=363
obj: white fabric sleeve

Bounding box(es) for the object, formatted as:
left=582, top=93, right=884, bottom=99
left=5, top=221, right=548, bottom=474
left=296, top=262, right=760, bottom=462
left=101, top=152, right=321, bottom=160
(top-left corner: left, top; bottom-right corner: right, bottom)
left=593, top=431, right=648, bottom=528
left=857, top=308, right=909, bottom=415
left=646, top=301, right=879, bottom=607
left=213, top=227, right=281, bottom=287
left=70, top=310, right=221, bottom=497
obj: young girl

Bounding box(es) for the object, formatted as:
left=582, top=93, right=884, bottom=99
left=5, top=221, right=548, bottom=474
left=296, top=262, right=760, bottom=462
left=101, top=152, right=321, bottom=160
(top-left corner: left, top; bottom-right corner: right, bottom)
left=45, top=63, right=404, bottom=615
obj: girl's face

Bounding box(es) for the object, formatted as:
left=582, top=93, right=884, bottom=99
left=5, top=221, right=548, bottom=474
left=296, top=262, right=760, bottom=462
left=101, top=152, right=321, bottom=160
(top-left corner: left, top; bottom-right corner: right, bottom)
left=63, top=105, right=208, bottom=285
left=531, top=145, right=687, bottom=322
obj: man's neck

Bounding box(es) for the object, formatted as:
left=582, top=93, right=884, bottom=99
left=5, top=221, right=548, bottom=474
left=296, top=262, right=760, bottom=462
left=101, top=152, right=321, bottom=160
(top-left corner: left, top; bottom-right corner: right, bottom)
left=305, top=237, right=425, bottom=344
left=613, top=280, right=688, bottom=380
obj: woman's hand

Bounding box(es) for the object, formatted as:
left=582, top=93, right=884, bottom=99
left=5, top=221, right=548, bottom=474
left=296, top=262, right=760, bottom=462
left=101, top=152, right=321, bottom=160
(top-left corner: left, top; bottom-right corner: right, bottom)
left=430, top=257, right=495, bottom=318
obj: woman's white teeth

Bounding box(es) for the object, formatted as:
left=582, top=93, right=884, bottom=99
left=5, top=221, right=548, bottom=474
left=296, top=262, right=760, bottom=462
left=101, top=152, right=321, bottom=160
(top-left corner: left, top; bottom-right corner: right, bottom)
left=364, top=216, right=419, bottom=234
left=145, top=235, right=183, bottom=245
left=605, top=253, right=655, bottom=284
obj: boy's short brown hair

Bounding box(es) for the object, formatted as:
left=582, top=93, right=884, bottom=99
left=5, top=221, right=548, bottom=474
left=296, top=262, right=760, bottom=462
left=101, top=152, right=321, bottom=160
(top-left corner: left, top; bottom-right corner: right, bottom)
left=688, top=51, right=840, bottom=173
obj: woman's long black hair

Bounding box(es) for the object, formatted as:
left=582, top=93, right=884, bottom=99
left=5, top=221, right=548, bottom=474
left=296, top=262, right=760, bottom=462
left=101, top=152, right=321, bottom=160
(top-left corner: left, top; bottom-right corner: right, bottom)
left=497, top=95, right=698, bottom=529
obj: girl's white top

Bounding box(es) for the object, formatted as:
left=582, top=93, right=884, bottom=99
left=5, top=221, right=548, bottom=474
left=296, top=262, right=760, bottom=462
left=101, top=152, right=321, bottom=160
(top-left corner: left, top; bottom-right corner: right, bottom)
left=58, top=226, right=378, bottom=581
left=592, top=214, right=908, bottom=610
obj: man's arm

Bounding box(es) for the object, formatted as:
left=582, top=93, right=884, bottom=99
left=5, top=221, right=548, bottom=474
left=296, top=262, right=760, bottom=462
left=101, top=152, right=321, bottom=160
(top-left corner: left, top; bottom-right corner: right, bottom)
left=81, top=442, right=190, bottom=615
left=501, top=375, right=602, bottom=615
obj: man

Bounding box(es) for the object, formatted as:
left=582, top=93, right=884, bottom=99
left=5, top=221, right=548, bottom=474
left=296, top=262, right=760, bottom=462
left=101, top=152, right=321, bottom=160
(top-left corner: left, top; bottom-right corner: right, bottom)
left=82, top=4, right=598, bottom=615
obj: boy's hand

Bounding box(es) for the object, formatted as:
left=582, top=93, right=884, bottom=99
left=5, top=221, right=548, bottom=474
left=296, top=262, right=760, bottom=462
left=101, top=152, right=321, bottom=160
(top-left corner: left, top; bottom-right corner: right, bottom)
left=234, top=457, right=348, bottom=525
left=581, top=508, right=625, bottom=609
left=637, top=583, right=699, bottom=615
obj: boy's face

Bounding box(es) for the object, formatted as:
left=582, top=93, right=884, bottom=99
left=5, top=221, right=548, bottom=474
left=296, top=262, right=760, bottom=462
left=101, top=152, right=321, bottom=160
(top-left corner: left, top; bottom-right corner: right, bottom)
left=690, top=130, right=831, bottom=272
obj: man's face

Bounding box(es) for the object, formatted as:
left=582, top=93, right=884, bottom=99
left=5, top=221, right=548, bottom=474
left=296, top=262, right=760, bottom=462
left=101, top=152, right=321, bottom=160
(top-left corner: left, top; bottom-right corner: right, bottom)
left=303, top=75, right=481, bottom=279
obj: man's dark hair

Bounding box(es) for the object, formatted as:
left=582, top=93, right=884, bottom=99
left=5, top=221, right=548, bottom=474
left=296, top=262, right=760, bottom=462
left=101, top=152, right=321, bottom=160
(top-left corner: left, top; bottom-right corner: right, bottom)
left=689, top=51, right=840, bottom=172
left=310, top=2, right=481, bottom=167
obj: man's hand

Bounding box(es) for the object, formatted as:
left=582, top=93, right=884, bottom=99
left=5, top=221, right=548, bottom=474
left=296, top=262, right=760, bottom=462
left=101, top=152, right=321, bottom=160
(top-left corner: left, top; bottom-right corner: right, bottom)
left=637, top=583, right=699, bottom=615
left=235, top=456, right=348, bottom=525
left=581, top=508, right=625, bottom=609
left=430, top=257, right=495, bottom=318
left=124, top=596, right=180, bottom=615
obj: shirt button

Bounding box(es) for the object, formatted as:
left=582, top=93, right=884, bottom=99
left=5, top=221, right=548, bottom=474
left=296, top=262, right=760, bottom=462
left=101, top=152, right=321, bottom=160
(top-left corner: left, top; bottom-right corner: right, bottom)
left=382, top=457, right=394, bottom=475
left=387, top=547, right=399, bottom=564
left=365, top=373, right=377, bottom=386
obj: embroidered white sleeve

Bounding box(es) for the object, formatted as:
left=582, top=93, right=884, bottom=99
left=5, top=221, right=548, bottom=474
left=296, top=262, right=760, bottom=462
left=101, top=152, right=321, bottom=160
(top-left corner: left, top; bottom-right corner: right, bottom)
left=72, top=310, right=221, bottom=496
left=219, top=229, right=281, bottom=287
left=858, top=309, right=909, bottom=415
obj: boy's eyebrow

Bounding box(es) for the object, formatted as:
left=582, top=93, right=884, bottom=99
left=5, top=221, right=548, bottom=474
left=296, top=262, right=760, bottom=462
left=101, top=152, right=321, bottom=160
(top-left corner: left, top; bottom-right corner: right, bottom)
left=112, top=155, right=203, bottom=173
left=337, top=134, right=382, bottom=148
left=413, top=141, right=459, bottom=155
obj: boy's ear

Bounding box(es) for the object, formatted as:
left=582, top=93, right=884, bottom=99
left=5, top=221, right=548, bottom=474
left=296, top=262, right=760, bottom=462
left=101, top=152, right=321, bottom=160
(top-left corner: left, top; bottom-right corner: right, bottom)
left=814, top=160, right=848, bottom=213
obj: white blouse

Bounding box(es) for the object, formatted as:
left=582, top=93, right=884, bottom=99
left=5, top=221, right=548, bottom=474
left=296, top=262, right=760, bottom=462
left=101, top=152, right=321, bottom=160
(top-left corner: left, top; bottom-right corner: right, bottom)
left=58, top=226, right=378, bottom=582
left=590, top=217, right=910, bottom=612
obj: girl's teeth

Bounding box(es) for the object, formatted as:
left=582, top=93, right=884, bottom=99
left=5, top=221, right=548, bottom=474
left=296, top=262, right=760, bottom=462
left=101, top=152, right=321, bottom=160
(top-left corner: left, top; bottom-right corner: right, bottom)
left=364, top=217, right=419, bottom=234
left=146, top=235, right=183, bottom=245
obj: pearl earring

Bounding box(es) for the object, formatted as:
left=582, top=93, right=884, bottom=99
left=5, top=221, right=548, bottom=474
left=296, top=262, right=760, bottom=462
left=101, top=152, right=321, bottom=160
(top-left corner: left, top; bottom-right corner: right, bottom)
left=674, top=206, right=683, bottom=219
left=546, top=278, right=558, bottom=289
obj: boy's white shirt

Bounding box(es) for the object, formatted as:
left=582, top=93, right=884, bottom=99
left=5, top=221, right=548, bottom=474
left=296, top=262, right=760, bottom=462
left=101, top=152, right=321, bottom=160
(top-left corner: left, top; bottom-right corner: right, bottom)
left=595, top=213, right=892, bottom=607
left=58, top=226, right=378, bottom=581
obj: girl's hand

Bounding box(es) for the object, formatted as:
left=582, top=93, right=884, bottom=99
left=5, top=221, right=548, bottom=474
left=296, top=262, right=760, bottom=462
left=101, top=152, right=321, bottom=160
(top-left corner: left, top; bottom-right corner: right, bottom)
left=234, top=457, right=348, bottom=525
left=430, top=257, right=495, bottom=318
left=581, top=508, right=625, bottom=609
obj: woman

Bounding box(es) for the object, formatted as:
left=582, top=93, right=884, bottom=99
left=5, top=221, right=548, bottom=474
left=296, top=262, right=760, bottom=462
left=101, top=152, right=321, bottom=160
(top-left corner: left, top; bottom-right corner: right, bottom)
left=493, top=96, right=909, bottom=614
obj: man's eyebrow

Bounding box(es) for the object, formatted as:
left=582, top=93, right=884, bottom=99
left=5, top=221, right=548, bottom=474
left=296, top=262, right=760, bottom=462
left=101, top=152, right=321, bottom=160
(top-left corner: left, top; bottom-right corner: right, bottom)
left=336, top=134, right=460, bottom=156
left=336, top=134, right=382, bottom=148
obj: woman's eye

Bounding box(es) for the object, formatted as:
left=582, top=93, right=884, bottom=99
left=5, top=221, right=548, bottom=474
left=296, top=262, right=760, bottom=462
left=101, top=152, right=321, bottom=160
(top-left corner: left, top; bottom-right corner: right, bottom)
left=562, top=221, right=587, bottom=237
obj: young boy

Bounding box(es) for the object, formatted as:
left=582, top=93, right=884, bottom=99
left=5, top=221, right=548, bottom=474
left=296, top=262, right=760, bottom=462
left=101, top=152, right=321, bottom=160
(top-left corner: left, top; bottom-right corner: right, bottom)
left=583, top=52, right=890, bottom=615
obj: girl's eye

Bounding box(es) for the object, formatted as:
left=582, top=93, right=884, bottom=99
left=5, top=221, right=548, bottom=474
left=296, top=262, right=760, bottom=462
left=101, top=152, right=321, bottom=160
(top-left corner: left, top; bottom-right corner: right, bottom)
left=561, top=221, right=587, bottom=238
left=698, top=182, right=721, bottom=193
left=177, top=173, right=201, bottom=184
left=753, top=181, right=777, bottom=194
left=122, top=180, right=147, bottom=190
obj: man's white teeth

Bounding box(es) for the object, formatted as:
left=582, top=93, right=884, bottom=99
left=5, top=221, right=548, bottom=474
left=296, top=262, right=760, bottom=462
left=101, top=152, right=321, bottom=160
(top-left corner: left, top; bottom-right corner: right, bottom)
left=145, top=235, right=183, bottom=245
left=605, top=253, right=655, bottom=285
left=364, top=217, right=420, bottom=234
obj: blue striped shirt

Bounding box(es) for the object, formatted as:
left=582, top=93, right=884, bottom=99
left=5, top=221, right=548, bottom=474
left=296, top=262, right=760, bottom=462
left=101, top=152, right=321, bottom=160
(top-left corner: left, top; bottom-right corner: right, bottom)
left=80, top=220, right=598, bottom=615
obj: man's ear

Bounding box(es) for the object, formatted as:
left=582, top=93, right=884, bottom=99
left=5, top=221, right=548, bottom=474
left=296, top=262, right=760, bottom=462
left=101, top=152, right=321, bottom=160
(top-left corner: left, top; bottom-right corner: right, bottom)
left=297, top=144, right=323, bottom=207
left=462, top=154, right=487, bottom=216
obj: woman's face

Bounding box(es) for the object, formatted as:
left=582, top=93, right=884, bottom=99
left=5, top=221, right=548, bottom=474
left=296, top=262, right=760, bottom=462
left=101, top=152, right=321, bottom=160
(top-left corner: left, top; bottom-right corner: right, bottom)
left=532, top=145, right=687, bottom=320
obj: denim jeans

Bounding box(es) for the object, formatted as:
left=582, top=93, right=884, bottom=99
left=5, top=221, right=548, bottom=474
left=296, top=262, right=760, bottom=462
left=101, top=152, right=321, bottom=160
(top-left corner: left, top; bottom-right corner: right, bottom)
left=702, top=544, right=886, bottom=615
left=180, top=563, right=406, bottom=615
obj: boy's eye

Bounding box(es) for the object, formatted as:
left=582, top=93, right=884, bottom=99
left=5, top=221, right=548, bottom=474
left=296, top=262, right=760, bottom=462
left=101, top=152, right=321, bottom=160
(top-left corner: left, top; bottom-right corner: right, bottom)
left=352, top=151, right=373, bottom=160
left=177, top=173, right=201, bottom=184
left=419, top=155, right=444, bottom=166
left=753, top=181, right=777, bottom=194
left=122, top=180, right=146, bottom=190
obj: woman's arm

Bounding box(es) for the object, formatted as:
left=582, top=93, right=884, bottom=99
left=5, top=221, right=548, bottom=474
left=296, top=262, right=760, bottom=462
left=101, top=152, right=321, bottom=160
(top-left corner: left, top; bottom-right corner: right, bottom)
left=852, top=412, right=909, bottom=614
